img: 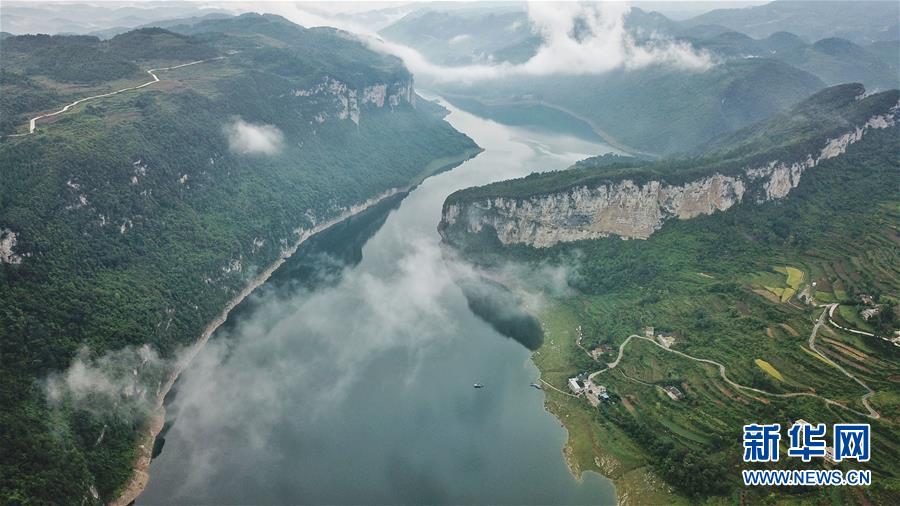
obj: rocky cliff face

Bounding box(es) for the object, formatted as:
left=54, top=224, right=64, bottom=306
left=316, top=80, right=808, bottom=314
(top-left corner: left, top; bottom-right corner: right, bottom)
left=440, top=107, right=897, bottom=248
left=0, top=228, right=22, bottom=264
left=292, top=76, right=415, bottom=125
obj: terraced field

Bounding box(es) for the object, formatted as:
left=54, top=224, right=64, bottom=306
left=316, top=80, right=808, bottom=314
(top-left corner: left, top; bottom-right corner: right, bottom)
left=754, top=358, right=785, bottom=381
left=519, top=128, right=900, bottom=503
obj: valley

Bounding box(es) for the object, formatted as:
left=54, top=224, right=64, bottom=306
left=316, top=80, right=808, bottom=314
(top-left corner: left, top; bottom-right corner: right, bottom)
left=137, top=99, right=621, bottom=505
left=1, top=2, right=898, bottom=505
left=0, top=16, right=481, bottom=503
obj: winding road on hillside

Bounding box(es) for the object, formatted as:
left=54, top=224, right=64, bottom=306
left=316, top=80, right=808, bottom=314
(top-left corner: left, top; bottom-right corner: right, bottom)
left=810, top=304, right=880, bottom=418
left=584, top=306, right=880, bottom=419
left=7, top=57, right=223, bottom=137
left=827, top=302, right=899, bottom=347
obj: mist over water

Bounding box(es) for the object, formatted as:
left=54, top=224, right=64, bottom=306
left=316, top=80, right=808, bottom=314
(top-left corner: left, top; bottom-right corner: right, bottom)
left=141, top=101, right=619, bottom=505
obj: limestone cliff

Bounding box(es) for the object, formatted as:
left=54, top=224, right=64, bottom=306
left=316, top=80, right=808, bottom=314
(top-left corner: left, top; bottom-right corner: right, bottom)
left=0, top=228, right=22, bottom=264
left=440, top=94, right=897, bottom=248
left=291, top=76, right=415, bottom=125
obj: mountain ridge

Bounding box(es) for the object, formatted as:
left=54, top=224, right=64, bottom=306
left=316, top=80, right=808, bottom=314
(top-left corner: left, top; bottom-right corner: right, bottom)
left=0, top=16, right=478, bottom=505
left=440, top=84, right=898, bottom=247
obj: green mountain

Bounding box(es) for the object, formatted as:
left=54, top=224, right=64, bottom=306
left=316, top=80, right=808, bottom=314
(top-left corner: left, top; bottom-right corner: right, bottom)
left=682, top=0, right=899, bottom=45
left=378, top=6, right=686, bottom=67
left=1, top=34, right=143, bottom=85
left=379, top=4, right=897, bottom=155
left=379, top=8, right=536, bottom=66
left=441, top=83, right=897, bottom=246
left=680, top=31, right=900, bottom=90
left=0, top=14, right=478, bottom=505
left=439, top=83, right=900, bottom=504
left=106, top=27, right=218, bottom=61
left=440, top=57, right=825, bottom=156
left=87, top=13, right=234, bottom=40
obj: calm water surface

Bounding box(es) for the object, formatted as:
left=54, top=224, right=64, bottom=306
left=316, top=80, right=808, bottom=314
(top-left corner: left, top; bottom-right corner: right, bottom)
left=141, top=100, right=619, bottom=505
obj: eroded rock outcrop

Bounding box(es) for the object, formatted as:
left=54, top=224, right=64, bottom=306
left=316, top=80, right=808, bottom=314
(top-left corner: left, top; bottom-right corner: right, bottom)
left=441, top=107, right=897, bottom=248
left=291, top=76, right=415, bottom=125
left=0, top=228, right=22, bottom=264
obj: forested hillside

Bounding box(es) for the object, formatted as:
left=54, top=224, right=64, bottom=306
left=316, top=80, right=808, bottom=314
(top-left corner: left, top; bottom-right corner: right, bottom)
left=439, top=84, right=900, bottom=504
left=0, top=14, right=478, bottom=504
left=679, top=31, right=900, bottom=91
left=382, top=3, right=898, bottom=155
left=443, top=84, right=897, bottom=206
left=438, top=58, right=825, bottom=156
left=681, top=0, right=898, bottom=44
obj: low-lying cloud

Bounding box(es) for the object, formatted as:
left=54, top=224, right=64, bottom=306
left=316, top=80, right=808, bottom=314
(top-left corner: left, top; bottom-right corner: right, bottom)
left=45, top=344, right=168, bottom=419
left=223, top=118, right=284, bottom=155
left=231, top=1, right=711, bottom=84
left=521, top=2, right=710, bottom=75
left=137, top=236, right=470, bottom=493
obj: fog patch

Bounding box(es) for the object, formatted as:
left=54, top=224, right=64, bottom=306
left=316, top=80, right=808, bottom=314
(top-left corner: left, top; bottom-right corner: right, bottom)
left=152, top=237, right=470, bottom=492
left=223, top=118, right=284, bottom=155
left=440, top=246, right=583, bottom=350
left=235, top=1, right=711, bottom=84
left=448, top=34, right=471, bottom=45
left=521, top=2, right=711, bottom=75
left=497, top=256, right=580, bottom=302
left=45, top=344, right=169, bottom=419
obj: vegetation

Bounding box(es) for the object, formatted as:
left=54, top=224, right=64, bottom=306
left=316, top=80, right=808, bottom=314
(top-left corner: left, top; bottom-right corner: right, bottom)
left=386, top=3, right=897, bottom=156
left=445, top=95, right=900, bottom=503
left=0, top=15, right=477, bottom=505
left=446, top=85, right=898, bottom=206
left=754, top=358, right=785, bottom=381
left=3, top=34, right=141, bottom=84
left=108, top=28, right=218, bottom=62
left=439, top=57, right=826, bottom=155
left=176, top=15, right=408, bottom=88
left=0, top=70, right=62, bottom=135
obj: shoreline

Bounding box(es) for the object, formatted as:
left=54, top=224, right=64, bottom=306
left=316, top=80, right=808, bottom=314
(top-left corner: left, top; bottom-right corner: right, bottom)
left=437, top=92, right=658, bottom=159
left=110, top=147, right=481, bottom=506
left=448, top=259, right=620, bottom=501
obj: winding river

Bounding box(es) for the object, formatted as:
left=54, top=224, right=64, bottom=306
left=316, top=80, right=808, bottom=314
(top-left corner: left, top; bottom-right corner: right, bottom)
left=140, top=99, right=619, bottom=505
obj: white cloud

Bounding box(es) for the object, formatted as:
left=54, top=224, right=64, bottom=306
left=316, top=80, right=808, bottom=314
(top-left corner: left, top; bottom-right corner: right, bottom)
left=45, top=344, right=168, bottom=418
left=448, top=34, right=470, bottom=45
left=520, top=2, right=710, bottom=75
left=145, top=235, right=473, bottom=491
left=223, top=118, right=284, bottom=155
left=226, top=1, right=711, bottom=84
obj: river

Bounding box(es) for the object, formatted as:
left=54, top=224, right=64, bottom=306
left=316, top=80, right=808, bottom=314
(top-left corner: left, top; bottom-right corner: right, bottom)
left=140, top=99, right=619, bottom=505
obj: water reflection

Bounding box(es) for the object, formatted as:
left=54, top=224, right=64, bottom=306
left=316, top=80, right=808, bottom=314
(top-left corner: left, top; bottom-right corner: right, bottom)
left=141, top=100, right=619, bottom=505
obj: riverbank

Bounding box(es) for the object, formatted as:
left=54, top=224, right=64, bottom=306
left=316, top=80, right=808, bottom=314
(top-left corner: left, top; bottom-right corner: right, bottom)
left=438, top=93, right=659, bottom=160
left=447, top=263, right=636, bottom=505
left=110, top=147, right=481, bottom=506
left=531, top=303, right=687, bottom=506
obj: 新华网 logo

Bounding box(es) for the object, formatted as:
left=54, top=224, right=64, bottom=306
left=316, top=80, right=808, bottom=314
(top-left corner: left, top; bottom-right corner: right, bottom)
left=741, top=422, right=872, bottom=487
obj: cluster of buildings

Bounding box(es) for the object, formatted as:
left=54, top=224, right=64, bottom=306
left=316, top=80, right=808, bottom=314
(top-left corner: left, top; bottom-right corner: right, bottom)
left=662, top=385, right=684, bottom=401
left=567, top=325, right=686, bottom=408
left=644, top=326, right=677, bottom=348
left=568, top=373, right=611, bottom=406
left=859, top=295, right=884, bottom=321
left=792, top=419, right=838, bottom=464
